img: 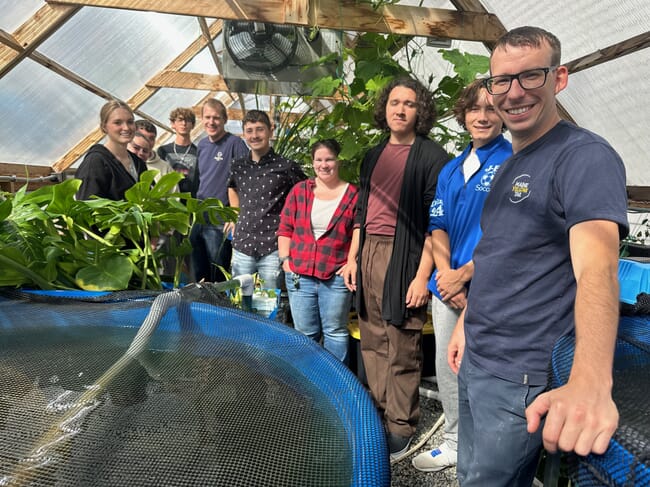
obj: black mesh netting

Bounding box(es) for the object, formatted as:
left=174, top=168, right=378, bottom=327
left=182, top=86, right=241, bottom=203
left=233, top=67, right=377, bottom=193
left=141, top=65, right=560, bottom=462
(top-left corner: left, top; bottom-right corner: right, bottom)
left=0, top=288, right=388, bottom=487
left=620, top=293, right=650, bottom=317
left=550, top=315, right=650, bottom=486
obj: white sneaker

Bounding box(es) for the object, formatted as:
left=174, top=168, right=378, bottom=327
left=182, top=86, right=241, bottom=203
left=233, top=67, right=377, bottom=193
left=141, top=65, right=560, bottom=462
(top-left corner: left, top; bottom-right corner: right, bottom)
left=411, top=443, right=457, bottom=472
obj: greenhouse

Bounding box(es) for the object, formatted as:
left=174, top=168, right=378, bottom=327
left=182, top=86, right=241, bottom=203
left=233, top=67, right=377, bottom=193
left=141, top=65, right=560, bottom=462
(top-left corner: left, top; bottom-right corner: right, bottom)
left=1, top=1, right=649, bottom=486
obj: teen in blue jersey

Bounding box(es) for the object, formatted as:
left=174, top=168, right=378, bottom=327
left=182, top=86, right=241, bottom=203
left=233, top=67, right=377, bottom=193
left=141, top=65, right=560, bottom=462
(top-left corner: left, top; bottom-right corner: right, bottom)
left=412, top=79, right=512, bottom=474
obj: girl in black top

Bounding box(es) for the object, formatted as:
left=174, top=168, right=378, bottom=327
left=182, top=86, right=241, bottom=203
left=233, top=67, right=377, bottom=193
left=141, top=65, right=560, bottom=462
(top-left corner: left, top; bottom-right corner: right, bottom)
left=76, top=100, right=147, bottom=200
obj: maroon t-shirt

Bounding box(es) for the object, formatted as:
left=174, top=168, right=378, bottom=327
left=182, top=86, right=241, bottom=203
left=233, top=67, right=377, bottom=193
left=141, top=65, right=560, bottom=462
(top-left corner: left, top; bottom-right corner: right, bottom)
left=365, top=143, right=410, bottom=236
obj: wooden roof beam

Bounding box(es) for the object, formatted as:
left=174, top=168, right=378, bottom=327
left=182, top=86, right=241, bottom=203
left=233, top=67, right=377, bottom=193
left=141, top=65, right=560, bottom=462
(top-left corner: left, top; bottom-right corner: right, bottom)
left=565, top=31, right=650, bottom=74
left=0, top=4, right=81, bottom=79
left=46, top=0, right=503, bottom=42
left=52, top=19, right=225, bottom=172
left=147, top=71, right=230, bottom=91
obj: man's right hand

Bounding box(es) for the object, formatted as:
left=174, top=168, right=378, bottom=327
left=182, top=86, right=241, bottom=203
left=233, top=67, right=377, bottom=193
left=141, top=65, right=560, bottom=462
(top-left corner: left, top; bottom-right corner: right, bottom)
left=436, top=267, right=469, bottom=302
left=447, top=308, right=466, bottom=374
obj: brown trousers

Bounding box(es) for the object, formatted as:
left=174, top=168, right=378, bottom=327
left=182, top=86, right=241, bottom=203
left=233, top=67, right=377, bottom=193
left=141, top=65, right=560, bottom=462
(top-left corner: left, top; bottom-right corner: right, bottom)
left=359, top=234, right=425, bottom=438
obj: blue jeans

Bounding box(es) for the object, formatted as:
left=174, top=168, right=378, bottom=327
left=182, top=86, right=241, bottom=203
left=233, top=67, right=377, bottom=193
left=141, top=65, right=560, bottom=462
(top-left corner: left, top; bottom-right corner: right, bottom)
left=190, top=223, right=231, bottom=283
left=231, top=249, right=282, bottom=290
left=457, top=357, right=546, bottom=486
left=285, top=272, right=352, bottom=363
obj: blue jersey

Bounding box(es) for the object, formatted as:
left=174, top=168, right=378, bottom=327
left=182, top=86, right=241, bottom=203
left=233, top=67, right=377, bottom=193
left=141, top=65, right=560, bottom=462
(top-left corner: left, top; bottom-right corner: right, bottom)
left=465, top=121, right=629, bottom=385
left=427, top=134, right=512, bottom=300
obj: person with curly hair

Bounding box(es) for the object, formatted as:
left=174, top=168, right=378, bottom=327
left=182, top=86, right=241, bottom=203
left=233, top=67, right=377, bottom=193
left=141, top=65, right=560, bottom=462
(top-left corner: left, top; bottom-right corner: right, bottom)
left=157, top=107, right=199, bottom=197
left=341, top=76, right=449, bottom=459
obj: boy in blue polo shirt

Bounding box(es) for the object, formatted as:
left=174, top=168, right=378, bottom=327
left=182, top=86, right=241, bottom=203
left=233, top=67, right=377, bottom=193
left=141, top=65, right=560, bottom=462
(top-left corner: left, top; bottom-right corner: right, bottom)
left=412, top=78, right=512, bottom=473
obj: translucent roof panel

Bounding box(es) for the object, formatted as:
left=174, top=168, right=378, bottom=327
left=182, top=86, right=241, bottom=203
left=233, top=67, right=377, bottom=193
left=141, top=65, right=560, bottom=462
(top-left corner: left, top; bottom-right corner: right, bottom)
left=183, top=44, right=222, bottom=75
left=481, top=0, right=649, bottom=58
left=0, top=58, right=103, bottom=166
left=0, top=0, right=42, bottom=32
left=0, top=0, right=648, bottom=187
left=478, top=0, right=650, bottom=186
left=38, top=7, right=200, bottom=100
left=557, top=51, right=649, bottom=185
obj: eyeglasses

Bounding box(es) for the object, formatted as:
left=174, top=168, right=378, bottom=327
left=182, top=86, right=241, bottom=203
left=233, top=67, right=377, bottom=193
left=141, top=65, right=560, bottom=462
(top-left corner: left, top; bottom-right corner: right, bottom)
left=483, top=66, right=558, bottom=95
left=129, top=143, right=151, bottom=157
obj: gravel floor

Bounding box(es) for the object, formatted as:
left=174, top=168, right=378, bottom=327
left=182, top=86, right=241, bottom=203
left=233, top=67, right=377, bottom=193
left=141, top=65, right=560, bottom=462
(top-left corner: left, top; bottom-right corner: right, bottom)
left=390, top=381, right=459, bottom=487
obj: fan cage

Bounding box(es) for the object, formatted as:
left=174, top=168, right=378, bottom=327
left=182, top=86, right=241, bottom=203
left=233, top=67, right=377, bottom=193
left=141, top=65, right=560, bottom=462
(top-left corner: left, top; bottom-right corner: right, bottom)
left=224, top=21, right=299, bottom=74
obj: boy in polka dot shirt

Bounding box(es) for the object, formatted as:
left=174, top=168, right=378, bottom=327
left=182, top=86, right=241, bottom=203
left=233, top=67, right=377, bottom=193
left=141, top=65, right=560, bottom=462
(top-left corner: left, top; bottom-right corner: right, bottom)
left=227, top=110, right=306, bottom=289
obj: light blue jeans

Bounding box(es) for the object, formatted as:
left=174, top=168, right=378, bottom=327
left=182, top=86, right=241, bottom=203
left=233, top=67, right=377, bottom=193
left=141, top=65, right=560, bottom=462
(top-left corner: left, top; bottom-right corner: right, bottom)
left=285, top=272, right=352, bottom=363
left=231, top=249, right=282, bottom=290
left=457, top=357, right=546, bottom=486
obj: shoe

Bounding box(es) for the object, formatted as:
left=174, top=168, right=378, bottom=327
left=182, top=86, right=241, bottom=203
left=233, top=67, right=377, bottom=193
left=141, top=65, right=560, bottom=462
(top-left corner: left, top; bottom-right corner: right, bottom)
left=387, top=432, right=413, bottom=460
left=411, top=443, right=457, bottom=472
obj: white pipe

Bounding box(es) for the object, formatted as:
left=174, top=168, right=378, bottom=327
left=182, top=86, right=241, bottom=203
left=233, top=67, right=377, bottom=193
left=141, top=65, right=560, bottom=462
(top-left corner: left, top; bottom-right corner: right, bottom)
left=390, top=413, right=446, bottom=464
left=234, top=274, right=255, bottom=296
left=418, top=386, right=440, bottom=402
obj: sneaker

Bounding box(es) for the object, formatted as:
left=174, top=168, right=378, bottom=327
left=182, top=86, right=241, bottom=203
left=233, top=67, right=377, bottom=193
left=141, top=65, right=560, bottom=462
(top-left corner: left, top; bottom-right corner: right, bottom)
left=411, top=443, right=457, bottom=472
left=387, top=432, right=413, bottom=460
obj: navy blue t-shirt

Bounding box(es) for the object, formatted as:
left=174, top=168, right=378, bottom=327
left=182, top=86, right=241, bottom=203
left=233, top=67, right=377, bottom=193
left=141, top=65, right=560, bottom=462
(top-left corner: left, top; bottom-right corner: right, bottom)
left=464, top=121, right=628, bottom=385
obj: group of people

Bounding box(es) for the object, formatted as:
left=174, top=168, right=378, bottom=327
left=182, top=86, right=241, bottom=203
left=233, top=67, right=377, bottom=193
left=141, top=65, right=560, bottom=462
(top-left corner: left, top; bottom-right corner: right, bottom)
left=75, top=24, right=629, bottom=486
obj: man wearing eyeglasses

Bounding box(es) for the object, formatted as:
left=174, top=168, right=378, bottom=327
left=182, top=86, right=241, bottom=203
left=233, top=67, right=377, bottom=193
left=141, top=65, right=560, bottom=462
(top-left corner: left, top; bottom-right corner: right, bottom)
left=447, top=26, right=629, bottom=486
left=158, top=107, right=199, bottom=197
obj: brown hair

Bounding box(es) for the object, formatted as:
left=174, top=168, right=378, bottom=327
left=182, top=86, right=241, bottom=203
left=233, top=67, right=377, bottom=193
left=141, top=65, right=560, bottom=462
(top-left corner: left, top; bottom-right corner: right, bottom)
left=452, top=79, right=505, bottom=132
left=135, top=119, right=156, bottom=136
left=493, top=26, right=561, bottom=66
left=169, top=107, right=196, bottom=124
left=201, top=98, right=227, bottom=120
left=310, top=139, right=341, bottom=158
left=242, top=109, right=272, bottom=129
left=373, top=76, right=437, bottom=136
left=99, top=100, right=133, bottom=132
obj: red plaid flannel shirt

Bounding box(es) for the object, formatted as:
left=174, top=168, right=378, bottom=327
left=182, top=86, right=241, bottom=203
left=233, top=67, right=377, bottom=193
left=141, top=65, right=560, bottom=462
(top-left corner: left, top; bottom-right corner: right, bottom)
left=277, top=179, right=358, bottom=280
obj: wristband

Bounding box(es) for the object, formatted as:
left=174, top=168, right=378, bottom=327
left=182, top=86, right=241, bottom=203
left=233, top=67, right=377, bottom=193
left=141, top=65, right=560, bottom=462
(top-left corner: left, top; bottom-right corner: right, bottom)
left=279, top=255, right=290, bottom=263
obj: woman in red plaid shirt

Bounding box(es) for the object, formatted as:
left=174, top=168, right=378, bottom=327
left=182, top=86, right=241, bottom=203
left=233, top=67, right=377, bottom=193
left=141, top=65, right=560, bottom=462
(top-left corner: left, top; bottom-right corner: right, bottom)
left=277, top=139, right=358, bottom=363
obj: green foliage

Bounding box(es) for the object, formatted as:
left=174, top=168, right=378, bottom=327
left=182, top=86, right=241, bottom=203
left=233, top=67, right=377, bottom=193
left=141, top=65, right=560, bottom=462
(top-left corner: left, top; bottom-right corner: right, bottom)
left=620, top=216, right=650, bottom=256
left=273, top=32, right=490, bottom=183
left=627, top=217, right=650, bottom=245
left=0, top=171, right=238, bottom=291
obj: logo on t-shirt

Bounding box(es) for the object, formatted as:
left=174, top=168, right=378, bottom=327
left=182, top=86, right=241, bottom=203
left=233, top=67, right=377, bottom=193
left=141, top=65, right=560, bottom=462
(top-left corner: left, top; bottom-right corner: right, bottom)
left=509, top=174, right=531, bottom=203
left=430, top=198, right=444, bottom=217
left=172, top=160, right=190, bottom=176
left=475, top=164, right=500, bottom=192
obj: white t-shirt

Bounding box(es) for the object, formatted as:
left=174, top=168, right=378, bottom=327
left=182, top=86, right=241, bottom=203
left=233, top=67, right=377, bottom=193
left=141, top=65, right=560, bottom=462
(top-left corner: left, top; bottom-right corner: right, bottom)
left=311, top=184, right=348, bottom=240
